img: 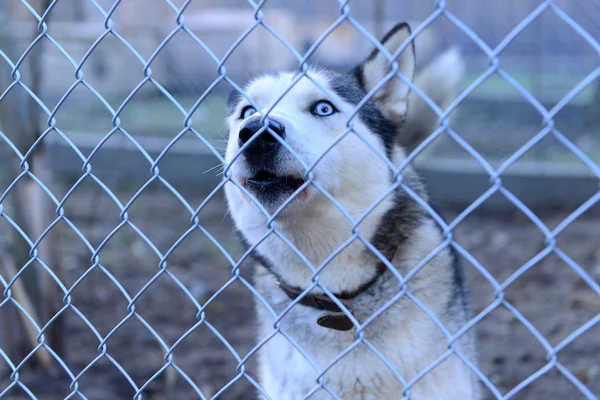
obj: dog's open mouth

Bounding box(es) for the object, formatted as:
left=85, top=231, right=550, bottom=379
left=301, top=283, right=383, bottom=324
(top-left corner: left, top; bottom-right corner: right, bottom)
left=244, top=170, right=305, bottom=194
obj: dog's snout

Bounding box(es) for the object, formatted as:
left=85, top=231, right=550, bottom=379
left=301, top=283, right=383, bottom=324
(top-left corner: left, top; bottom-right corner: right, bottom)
left=237, top=118, right=286, bottom=170
left=238, top=119, right=285, bottom=148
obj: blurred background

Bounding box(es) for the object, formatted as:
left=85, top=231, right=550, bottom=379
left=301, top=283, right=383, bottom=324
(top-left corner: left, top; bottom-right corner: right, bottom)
left=0, top=0, right=599, bottom=399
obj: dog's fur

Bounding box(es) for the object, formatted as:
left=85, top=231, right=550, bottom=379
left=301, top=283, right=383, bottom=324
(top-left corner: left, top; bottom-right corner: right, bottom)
left=223, top=22, right=479, bottom=399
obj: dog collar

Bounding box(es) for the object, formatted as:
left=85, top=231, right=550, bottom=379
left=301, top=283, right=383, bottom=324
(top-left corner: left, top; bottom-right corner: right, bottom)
left=276, top=262, right=387, bottom=332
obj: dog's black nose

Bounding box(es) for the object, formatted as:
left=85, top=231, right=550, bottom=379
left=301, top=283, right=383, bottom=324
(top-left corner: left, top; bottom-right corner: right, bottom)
left=237, top=118, right=286, bottom=170
left=238, top=119, right=285, bottom=148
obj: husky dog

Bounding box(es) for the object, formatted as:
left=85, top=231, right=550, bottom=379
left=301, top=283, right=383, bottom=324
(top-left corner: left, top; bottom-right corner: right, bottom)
left=224, top=22, right=479, bottom=399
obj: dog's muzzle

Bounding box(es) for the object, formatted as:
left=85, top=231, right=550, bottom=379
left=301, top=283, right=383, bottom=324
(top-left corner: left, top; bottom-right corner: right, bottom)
left=235, top=117, right=305, bottom=206
left=238, top=118, right=285, bottom=169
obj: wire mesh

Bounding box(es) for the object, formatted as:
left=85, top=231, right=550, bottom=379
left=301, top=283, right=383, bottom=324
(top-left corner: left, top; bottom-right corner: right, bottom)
left=0, top=0, right=599, bottom=399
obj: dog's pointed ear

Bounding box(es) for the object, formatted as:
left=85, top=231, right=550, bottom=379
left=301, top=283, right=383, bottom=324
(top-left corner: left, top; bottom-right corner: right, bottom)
left=356, top=22, right=416, bottom=122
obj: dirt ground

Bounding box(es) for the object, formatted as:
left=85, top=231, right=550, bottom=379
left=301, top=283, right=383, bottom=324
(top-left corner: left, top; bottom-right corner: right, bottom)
left=1, top=183, right=599, bottom=400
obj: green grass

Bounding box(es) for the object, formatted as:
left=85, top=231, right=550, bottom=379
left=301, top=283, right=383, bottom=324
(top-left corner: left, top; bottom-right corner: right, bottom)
left=521, top=148, right=600, bottom=165
left=49, top=71, right=600, bottom=166
left=53, top=70, right=595, bottom=140
left=461, top=70, right=595, bottom=103
left=54, top=94, right=230, bottom=140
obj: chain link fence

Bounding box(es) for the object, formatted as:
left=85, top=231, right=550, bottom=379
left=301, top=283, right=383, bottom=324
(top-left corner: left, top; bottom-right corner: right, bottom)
left=0, top=0, right=599, bottom=399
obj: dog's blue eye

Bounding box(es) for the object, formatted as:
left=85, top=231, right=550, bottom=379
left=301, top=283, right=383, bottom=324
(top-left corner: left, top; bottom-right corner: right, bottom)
left=241, top=106, right=257, bottom=120
left=312, top=101, right=336, bottom=117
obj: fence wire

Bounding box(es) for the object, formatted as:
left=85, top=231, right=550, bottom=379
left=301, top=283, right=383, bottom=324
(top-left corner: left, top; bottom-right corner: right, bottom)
left=0, top=0, right=599, bottom=399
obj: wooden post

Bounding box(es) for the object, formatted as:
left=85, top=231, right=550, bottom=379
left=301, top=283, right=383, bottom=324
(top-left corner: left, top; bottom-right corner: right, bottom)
left=0, top=1, right=38, bottom=374
left=0, top=0, right=64, bottom=372
left=0, top=255, right=52, bottom=370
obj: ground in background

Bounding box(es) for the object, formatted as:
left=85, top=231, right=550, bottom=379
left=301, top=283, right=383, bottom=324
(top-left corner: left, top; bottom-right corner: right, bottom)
left=0, top=185, right=599, bottom=400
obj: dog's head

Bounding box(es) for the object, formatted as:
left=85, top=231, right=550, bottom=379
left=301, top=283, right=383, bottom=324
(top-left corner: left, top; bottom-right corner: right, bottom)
left=224, top=23, right=416, bottom=222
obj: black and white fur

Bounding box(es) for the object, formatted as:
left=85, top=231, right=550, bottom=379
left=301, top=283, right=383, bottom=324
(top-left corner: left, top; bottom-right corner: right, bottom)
left=223, top=22, right=479, bottom=399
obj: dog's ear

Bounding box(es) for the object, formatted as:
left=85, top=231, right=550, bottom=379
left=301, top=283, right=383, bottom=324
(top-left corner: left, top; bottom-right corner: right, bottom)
left=355, top=22, right=415, bottom=122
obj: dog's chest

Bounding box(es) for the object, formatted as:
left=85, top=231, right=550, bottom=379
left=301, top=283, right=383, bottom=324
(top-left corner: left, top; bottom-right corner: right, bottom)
left=257, top=331, right=403, bottom=400
left=252, top=264, right=476, bottom=400
left=253, top=269, right=414, bottom=399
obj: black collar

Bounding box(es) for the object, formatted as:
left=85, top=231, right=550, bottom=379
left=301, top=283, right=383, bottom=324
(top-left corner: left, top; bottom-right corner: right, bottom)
left=236, top=230, right=398, bottom=331
left=276, top=261, right=388, bottom=331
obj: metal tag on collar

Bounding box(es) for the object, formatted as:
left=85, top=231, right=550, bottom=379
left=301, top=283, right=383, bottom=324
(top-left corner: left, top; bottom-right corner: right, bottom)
left=317, top=312, right=354, bottom=331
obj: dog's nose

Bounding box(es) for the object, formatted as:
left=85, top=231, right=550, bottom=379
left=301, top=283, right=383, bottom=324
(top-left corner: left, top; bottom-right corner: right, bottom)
left=238, top=119, right=285, bottom=148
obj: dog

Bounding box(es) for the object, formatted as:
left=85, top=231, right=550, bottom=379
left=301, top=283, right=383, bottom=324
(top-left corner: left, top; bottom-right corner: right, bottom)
left=223, top=22, right=479, bottom=399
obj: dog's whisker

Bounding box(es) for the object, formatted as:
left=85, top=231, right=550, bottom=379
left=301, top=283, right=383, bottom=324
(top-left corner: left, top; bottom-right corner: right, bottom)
left=217, top=131, right=228, bottom=141
left=203, top=164, right=225, bottom=174
left=221, top=209, right=230, bottom=223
